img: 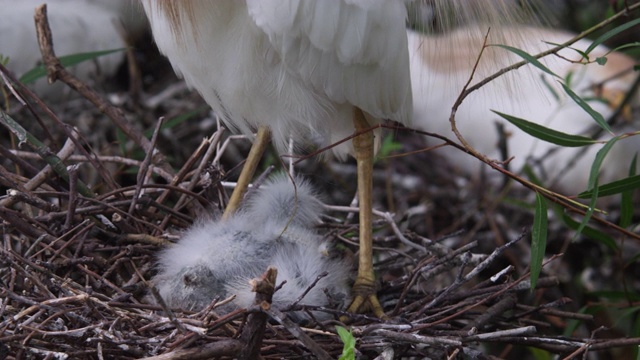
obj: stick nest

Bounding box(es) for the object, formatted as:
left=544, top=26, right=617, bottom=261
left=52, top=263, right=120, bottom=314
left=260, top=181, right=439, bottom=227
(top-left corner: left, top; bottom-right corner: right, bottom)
left=1, top=6, right=639, bottom=359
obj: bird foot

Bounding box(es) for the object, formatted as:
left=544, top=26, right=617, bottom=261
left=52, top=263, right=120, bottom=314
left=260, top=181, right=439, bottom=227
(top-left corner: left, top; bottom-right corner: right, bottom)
left=341, top=278, right=388, bottom=322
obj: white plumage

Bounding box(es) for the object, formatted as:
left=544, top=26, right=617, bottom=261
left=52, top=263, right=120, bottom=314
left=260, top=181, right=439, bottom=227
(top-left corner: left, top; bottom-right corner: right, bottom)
left=141, top=0, right=411, bottom=157
left=152, top=175, right=351, bottom=320
left=409, top=26, right=639, bottom=191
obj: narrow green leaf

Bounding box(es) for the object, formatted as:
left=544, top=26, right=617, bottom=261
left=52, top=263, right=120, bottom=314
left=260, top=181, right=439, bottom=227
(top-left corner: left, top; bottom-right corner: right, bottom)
left=540, top=74, right=561, bottom=102
left=492, top=44, right=560, bottom=78
left=585, top=17, right=640, bottom=54
left=492, top=110, right=596, bottom=147
left=587, top=137, right=619, bottom=190
left=627, top=253, right=640, bottom=267
left=610, top=42, right=640, bottom=53
left=522, top=163, right=543, bottom=187
left=530, top=193, right=548, bottom=290
left=560, top=83, right=611, bottom=133
left=589, top=291, right=640, bottom=301
left=116, top=128, right=128, bottom=156
left=633, top=316, right=640, bottom=360
left=578, top=174, right=640, bottom=198
left=570, top=131, right=619, bottom=241
left=561, top=212, right=618, bottom=251
left=616, top=306, right=640, bottom=327
left=502, top=196, right=536, bottom=211
left=142, top=107, right=207, bottom=138
left=573, top=179, right=599, bottom=241
left=542, top=41, right=588, bottom=61
left=18, top=48, right=125, bottom=84
left=563, top=318, right=581, bottom=338
left=620, top=154, right=638, bottom=228
left=565, top=68, right=575, bottom=88
left=528, top=347, right=552, bottom=360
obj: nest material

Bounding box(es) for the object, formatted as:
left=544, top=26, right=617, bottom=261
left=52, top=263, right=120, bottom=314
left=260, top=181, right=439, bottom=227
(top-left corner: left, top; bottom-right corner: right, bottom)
left=1, top=6, right=640, bottom=360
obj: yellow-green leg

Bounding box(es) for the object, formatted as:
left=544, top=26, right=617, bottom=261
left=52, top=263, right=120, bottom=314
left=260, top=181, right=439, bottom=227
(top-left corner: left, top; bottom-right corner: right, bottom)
left=345, top=108, right=387, bottom=320
left=223, top=126, right=271, bottom=219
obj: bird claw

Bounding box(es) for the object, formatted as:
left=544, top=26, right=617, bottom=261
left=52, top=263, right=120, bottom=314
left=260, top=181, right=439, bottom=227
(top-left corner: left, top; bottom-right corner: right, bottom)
left=341, top=280, right=389, bottom=322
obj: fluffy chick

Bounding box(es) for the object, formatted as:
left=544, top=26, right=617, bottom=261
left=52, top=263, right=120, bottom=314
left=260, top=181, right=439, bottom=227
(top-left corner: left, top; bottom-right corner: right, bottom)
left=152, top=175, right=351, bottom=321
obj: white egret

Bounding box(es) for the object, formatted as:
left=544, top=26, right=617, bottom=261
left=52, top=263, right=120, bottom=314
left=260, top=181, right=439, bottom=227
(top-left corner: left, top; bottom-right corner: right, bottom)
left=409, top=26, right=639, bottom=191
left=152, top=175, right=351, bottom=321
left=140, top=0, right=542, bottom=317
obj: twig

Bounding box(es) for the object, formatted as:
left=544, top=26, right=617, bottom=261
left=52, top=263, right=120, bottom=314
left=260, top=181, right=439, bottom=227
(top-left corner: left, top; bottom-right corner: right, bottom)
left=239, top=267, right=278, bottom=359
left=140, top=340, right=243, bottom=360
left=129, top=117, right=164, bottom=215
left=266, top=307, right=332, bottom=360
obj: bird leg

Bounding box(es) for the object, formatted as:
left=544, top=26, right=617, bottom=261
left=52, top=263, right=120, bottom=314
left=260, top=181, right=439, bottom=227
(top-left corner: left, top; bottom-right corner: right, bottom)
left=223, top=126, right=271, bottom=219
left=345, top=107, right=387, bottom=320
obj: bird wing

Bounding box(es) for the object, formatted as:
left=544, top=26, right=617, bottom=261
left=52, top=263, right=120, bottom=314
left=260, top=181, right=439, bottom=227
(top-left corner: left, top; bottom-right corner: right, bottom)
left=246, top=0, right=412, bottom=124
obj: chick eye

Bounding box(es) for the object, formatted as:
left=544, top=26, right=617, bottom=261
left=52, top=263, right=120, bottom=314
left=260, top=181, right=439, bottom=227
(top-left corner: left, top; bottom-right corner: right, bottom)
left=183, top=273, right=198, bottom=286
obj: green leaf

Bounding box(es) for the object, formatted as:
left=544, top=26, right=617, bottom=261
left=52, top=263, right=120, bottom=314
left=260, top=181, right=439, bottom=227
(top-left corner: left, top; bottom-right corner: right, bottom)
left=561, top=212, right=618, bottom=251
left=587, top=137, right=619, bottom=190
left=501, top=196, right=536, bottom=211
left=142, top=107, right=208, bottom=138
left=610, top=42, right=640, bottom=53
left=627, top=253, right=640, bottom=268
left=522, top=163, right=543, bottom=187
left=492, top=44, right=560, bottom=78
left=18, top=48, right=125, bottom=84
left=585, top=17, right=640, bottom=54
left=530, top=192, right=548, bottom=290
left=492, top=111, right=596, bottom=147
left=528, top=347, right=552, bottom=360
left=620, top=154, right=638, bottom=228
left=573, top=179, right=599, bottom=242
left=589, top=291, right=640, bottom=302
left=563, top=306, right=589, bottom=337
left=540, top=74, right=561, bottom=102
left=565, top=68, right=576, bottom=88
left=578, top=174, right=640, bottom=198
left=542, top=41, right=588, bottom=62
left=560, top=83, right=611, bottom=133
left=116, top=127, right=129, bottom=156
left=376, top=134, right=403, bottom=159
left=595, top=56, right=608, bottom=66
left=633, top=315, right=640, bottom=360
left=336, top=326, right=356, bottom=360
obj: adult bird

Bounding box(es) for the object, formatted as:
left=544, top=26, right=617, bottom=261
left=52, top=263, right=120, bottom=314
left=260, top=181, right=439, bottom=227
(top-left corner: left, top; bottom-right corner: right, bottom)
left=140, top=0, right=538, bottom=318
left=408, top=25, right=639, bottom=192
left=141, top=0, right=411, bottom=318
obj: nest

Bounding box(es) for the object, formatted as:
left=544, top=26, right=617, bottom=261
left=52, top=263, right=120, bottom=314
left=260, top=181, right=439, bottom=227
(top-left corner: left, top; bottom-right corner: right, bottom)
left=1, top=7, right=640, bottom=360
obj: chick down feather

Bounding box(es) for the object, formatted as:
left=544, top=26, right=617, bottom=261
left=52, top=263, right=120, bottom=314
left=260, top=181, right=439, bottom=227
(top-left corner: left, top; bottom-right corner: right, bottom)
left=152, top=175, right=351, bottom=321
